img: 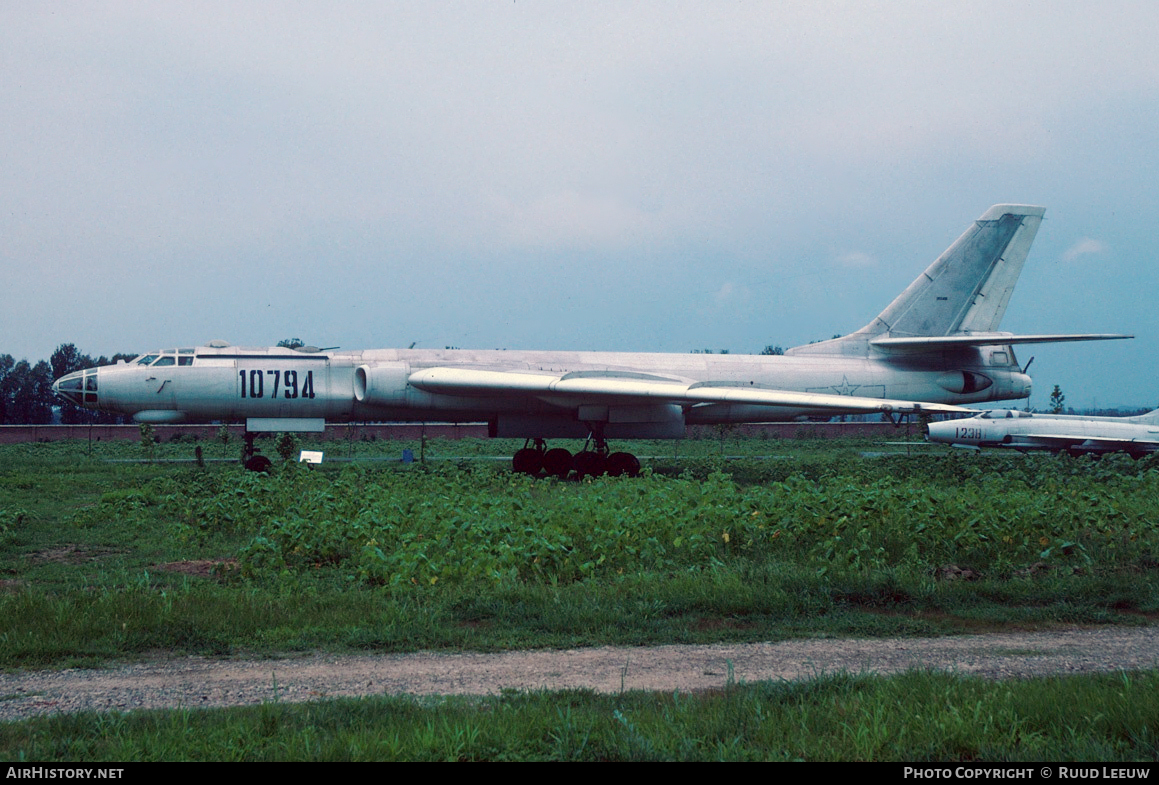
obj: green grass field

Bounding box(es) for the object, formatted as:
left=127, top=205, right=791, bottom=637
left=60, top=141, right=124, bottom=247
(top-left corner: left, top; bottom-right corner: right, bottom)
left=5, top=671, right=1158, bottom=761
left=2, top=434, right=1157, bottom=760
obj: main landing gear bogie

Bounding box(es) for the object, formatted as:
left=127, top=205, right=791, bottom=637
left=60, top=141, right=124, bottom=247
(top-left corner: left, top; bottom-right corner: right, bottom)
left=510, top=438, right=641, bottom=480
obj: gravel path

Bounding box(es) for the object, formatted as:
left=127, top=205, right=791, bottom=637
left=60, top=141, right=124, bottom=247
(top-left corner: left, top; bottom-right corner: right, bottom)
left=2, top=626, right=1157, bottom=722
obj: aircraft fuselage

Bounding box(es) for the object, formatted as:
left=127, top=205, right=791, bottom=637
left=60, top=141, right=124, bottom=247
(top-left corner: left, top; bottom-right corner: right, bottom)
left=64, top=343, right=1031, bottom=437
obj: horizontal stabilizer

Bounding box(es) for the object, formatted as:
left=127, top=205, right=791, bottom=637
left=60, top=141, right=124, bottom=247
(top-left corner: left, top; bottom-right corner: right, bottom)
left=409, top=367, right=972, bottom=416
left=871, top=333, right=1133, bottom=352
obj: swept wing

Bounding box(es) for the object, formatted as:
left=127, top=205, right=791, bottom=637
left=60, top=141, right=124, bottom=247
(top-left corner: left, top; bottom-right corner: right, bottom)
left=1010, top=434, right=1159, bottom=451
left=408, top=367, right=972, bottom=416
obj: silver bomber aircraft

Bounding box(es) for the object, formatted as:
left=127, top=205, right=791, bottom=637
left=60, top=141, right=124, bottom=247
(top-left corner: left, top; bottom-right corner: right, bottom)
left=927, top=408, right=1159, bottom=457
left=53, top=204, right=1130, bottom=474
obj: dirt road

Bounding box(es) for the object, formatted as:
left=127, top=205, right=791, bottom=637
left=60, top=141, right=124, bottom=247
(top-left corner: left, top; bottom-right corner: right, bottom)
left=2, top=626, right=1157, bottom=722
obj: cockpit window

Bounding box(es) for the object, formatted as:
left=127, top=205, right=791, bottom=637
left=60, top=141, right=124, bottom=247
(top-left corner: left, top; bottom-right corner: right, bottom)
left=56, top=369, right=98, bottom=406
left=979, top=410, right=1032, bottom=419
left=132, top=350, right=193, bottom=366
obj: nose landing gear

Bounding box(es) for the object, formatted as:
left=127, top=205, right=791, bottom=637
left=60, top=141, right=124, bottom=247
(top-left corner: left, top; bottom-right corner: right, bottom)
left=242, top=430, right=272, bottom=473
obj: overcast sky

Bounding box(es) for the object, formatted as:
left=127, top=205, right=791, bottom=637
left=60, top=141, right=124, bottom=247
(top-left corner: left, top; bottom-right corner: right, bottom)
left=3, top=2, right=1156, bottom=409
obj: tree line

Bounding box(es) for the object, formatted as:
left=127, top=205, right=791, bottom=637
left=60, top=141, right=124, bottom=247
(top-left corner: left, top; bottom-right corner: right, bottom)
left=0, top=344, right=135, bottom=425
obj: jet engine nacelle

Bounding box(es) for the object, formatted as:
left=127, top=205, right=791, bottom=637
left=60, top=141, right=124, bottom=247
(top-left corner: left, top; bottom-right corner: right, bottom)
left=936, top=370, right=993, bottom=395
left=353, top=363, right=410, bottom=405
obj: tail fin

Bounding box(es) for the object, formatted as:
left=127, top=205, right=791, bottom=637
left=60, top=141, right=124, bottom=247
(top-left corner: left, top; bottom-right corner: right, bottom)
left=865, top=204, right=1046, bottom=338
left=787, top=205, right=1046, bottom=357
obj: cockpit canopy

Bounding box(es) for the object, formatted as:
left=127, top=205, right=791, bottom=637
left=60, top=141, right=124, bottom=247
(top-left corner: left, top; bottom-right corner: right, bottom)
left=132, top=348, right=195, bottom=367
left=978, top=409, right=1033, bottom=419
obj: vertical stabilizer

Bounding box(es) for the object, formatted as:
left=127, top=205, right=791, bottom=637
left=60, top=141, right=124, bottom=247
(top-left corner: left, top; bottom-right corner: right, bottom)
left=787, top=204, right=1046, bottom=357
left=866, top=204, right=1045, bottom=338
left=869, top=205, right=1047, bottom=338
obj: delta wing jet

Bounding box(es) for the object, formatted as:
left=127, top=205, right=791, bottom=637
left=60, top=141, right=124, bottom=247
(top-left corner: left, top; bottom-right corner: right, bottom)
left=53, top=204, right=1130, bottom=474
left=927, top=408, right=1159, bottom=458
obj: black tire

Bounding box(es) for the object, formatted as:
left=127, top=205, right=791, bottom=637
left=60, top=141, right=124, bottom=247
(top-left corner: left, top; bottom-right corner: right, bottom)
left=574, top=450, right=608, bottom=478
left=244, top=455, right=273, bottom=473
left=542, top=448, right=574, bottom=479
left=606, top=451, right=640, bottom=477
left=512, top=448, right=544, bottom=475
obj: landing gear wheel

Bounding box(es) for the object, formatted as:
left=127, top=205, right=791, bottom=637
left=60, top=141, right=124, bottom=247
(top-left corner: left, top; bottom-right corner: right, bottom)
left=542, top=448, right=573, bottom=478
left=512, top=448, right=544, bottom=475
left=606, top=451, right=640, bottom=477
left=244, top=455, right=272, bottom=473
left=574, top=450, right=608, bottom=478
